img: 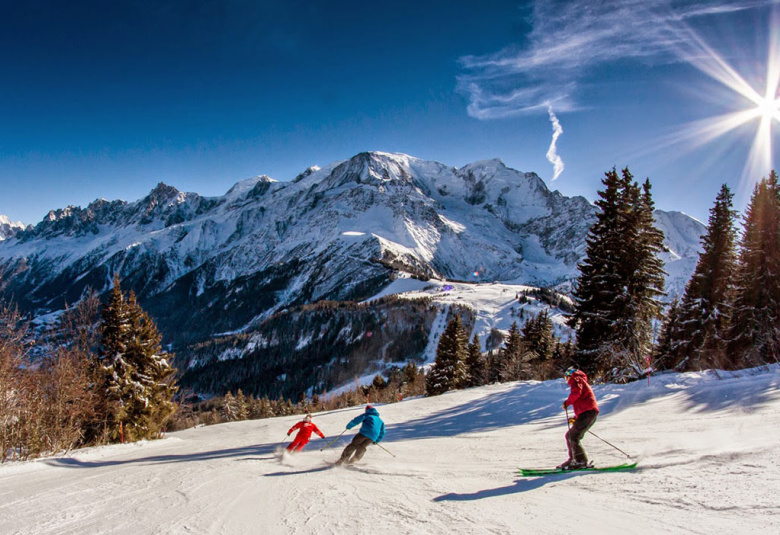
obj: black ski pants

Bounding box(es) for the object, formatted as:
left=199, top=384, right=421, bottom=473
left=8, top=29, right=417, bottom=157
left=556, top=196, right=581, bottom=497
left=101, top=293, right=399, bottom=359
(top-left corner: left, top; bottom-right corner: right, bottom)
left=338, top=433, right=373, bottom=464
left=566, top=409, right=598, bottom=464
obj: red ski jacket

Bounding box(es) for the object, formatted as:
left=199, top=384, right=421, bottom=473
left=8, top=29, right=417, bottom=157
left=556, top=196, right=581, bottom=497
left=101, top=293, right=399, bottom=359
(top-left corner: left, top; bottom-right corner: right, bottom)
left=288, top=421, right=325, bottom=441
left=564, top=370, right=599, bottom=416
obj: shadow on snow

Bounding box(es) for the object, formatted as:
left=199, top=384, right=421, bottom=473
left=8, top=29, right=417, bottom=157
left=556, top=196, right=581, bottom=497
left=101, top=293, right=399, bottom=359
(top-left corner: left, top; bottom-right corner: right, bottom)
left=384, top=366, right=779, bottom=444
left=42, top=443, right=281, bottom=469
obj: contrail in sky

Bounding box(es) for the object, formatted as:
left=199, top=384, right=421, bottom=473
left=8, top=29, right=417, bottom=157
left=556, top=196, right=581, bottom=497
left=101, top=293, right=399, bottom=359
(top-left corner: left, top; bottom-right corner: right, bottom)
left=546, top=106, right=564, bottom=181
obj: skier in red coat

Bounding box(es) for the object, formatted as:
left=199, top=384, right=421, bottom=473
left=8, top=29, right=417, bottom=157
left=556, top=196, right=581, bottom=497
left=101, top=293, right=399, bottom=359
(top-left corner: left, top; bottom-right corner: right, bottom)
left=559, top=366, right=599, bottom=469
left=286, top=414, right=325, bottom=453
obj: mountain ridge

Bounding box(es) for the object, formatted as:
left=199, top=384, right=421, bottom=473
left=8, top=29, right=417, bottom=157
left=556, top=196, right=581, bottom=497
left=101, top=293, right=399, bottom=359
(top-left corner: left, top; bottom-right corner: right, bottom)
left=0, top=151, right=704, bottom=350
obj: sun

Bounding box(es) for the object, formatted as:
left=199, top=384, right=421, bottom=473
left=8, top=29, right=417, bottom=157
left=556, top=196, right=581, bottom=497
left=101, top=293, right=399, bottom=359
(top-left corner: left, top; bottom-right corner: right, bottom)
left=755, top=95, right=780, bottom=122
left=639, top=10, right=780, bottom=194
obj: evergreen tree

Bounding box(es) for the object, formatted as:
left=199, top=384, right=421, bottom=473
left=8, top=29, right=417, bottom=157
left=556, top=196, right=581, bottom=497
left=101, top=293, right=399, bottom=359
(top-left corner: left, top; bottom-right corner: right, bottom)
left=221, top=392, right=237, bottom=421
left=99, top=276, right=177, bottom=442
left=661, top=185, right=738, bottom=370
left=500, top=321, right=528, bottom=381
left=464, top=334, right=485, bottom=387
left=522, top=310, right=555, bottom=362
left=569, top=168, right=625, bottom=374
left=426, top=314, right=468, bottom=395
left=654, top=298, right=682, bottom=371
left=522, top=310, right=557, bottom=379
left=570, top=168, right=666, bottom=380
left=727, top=171, right=780, bottom=367
left=235, top=389, right=249, bottom=420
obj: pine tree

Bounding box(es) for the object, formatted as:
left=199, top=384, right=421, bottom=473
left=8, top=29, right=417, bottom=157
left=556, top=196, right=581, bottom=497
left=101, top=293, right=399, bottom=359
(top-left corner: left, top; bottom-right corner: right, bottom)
left=426, top=314, right=468, bottom=395
left=661, top=185, right=738, bottom=370
left=221, top=392, right=237, bottom=422
left=654, top=298, right=682, bottom=371
left=727, top=171, right=780, bottom=367
left=99, top=276, right=177, bottom=442
left=522, top=310, right=556, bottom=379
left=235, top=389, right=249, bottom=420
left=570, top=168, right=666, bottom=380
left=464, top=334, right=485, bottom=387
left=569, top=168, right=624, bottom=374
left=500, top=321, right=528, bottom=381
left=522, top=310, right=555, bottom=362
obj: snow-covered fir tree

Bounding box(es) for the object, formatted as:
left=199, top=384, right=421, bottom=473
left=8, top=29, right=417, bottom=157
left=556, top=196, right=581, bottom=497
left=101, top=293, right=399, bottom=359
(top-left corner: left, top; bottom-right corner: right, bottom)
left=426, top=314, right=468, bottom=395
left=570, top=168, right=666, bottom=380
left=500, top=321, right=527, bottom=381
left=659, top=184, right=738, bottom=370
left=521, top=309, right=555, bottom=362
left=100, top=276, right=177, bottom=442
left=522, top=309, right=559, bottom=379
left=654, top=298, right=681, bottom=370
left=464, top=333, right=485, bottom=387
left=727, top=171, right=780, bottom=367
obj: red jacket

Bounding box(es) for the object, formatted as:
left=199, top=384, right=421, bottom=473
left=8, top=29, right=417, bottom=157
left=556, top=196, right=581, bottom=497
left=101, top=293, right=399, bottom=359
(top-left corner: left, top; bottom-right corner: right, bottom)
left=288, top=421, right=325, bottom=441
left=564, top=370, right=599, bottom=416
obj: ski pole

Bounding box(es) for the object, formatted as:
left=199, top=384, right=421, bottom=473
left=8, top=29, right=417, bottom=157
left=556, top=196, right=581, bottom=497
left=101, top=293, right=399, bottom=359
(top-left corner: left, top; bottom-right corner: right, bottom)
left=374, top=442, right=396, bottom=458
left=564, top=406, right=572, bottom=430
left=586, top=430, right=633, bottom=458
left=321, top=430, right=346, bottom=451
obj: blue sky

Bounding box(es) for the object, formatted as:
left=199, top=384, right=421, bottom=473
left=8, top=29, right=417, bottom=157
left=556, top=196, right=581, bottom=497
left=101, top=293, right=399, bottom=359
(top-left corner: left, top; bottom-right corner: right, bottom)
left=1, top=0, right=778, bottom=226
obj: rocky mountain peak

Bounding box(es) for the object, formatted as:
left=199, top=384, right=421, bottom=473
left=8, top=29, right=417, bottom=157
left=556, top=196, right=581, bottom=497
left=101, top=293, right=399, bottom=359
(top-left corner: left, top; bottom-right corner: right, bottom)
left=0, top=215, right=25, bottom=241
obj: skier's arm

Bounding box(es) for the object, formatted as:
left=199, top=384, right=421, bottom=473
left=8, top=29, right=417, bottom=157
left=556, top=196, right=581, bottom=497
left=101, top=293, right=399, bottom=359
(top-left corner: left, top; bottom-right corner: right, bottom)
left=564, top=379, right=583, bottom=407
left=288, top=422, right=302, bottom=435
left=313, top=423, right=325, bottom=439
left=346, top=414, right=364, bottom=429
left=376, top=422, right=385, bottom=443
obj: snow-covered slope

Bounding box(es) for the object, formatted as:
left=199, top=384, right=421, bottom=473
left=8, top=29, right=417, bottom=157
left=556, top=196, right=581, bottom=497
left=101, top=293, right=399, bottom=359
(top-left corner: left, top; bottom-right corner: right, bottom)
left=0, top=152, right=704, bottom=348
left=0, top=215, right=25, bottom=241
left=2, top=365, right=777, bottom=534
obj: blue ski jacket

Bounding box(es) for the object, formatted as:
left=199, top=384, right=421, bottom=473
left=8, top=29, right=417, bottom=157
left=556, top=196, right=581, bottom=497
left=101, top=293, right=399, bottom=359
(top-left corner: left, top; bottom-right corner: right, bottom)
left=346, top=406, right=386, bottom=443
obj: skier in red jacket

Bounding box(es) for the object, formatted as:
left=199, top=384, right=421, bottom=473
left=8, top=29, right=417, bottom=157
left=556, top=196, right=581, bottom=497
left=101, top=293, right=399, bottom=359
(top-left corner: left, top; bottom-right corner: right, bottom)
left=559, top=367, right=599, bottom=469
left=286, top=414, right=325, bottom=453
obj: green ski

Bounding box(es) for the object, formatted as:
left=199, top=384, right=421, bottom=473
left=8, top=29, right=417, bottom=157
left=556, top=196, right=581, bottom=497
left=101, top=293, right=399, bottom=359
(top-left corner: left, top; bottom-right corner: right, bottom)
left=519, top=462, right=637, bottom=476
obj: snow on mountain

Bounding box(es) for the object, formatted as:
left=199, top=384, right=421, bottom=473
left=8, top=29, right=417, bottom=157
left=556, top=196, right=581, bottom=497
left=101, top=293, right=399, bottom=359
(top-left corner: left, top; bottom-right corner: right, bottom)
left=2, top=365, right=777, bottom=534
left=0, top=215, right=25, bottom=241
left=0, top=152, right=704, bottom=349
left=654, top=210, right=706, bottom=300
left=368, top=278, right=573, bottom=361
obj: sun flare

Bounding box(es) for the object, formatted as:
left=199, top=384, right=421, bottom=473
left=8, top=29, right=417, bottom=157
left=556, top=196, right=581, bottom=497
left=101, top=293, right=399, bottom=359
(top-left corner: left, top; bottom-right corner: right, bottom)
left=639, top=11, right=780, bottom=196
left=755, top=96, right=780, bottom=122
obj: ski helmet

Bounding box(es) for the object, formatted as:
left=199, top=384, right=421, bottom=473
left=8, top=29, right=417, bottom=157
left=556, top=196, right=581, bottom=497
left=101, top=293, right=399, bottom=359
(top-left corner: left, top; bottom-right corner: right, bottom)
left=304, top=414, right=312, bottom=422
left=365, top=405, right=373, bottom=411
left=564, top=366, right=578, bottom=379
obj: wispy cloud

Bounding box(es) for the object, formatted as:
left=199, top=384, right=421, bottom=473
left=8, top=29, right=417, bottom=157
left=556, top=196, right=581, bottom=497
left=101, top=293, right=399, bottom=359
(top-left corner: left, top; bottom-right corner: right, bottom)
left=458, top=0, right=777, bottom=119
left=546, top=106, right=564, bottom=180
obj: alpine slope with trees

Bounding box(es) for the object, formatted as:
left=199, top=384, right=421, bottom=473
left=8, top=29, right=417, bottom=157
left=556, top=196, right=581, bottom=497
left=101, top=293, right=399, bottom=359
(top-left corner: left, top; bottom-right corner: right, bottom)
left=0, top=152, right=704, bottom=402
left=0, top=277, right=177, bottom=461
left=2, top=159, right=776, bottom=462
left=656, top=172, right=780, bottom=373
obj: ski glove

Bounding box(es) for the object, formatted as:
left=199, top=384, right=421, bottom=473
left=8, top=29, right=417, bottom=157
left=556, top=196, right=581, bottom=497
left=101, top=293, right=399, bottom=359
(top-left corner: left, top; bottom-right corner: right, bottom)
left=562, top=401, right=567, bottom=410
left=568, top=418, right=576, bottom=425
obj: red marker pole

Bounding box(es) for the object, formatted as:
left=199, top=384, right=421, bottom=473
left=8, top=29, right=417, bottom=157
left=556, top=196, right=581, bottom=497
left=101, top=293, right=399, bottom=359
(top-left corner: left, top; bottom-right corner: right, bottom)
left=646, top=354, right=651, bottom=386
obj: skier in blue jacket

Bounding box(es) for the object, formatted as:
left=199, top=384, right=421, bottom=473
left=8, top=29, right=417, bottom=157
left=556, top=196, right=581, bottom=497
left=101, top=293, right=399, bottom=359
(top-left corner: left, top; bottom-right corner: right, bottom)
left=336, top=405, right=385, bottom=465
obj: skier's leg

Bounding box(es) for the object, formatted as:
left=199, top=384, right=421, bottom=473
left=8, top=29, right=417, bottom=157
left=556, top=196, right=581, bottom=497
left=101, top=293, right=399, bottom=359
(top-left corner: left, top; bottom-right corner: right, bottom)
left=349, top=434, right=373, bottom=463
left=337, top=435, right=361, bottom=464
left=294, top=438, right=308, bottom=453
left=287, top=437, right=303, bottom=453
left=569, top=410, right=598, bottom=464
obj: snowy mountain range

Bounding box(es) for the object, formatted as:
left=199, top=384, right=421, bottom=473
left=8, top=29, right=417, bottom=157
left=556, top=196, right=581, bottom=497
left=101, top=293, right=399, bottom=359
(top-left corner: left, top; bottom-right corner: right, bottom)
left=0, top=152, right=705, bottom=393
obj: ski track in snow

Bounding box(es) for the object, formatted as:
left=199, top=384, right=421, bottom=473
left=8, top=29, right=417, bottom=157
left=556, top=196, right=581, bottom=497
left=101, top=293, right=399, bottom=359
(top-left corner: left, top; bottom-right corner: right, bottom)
left=2, top=367, right=779, bottom=534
